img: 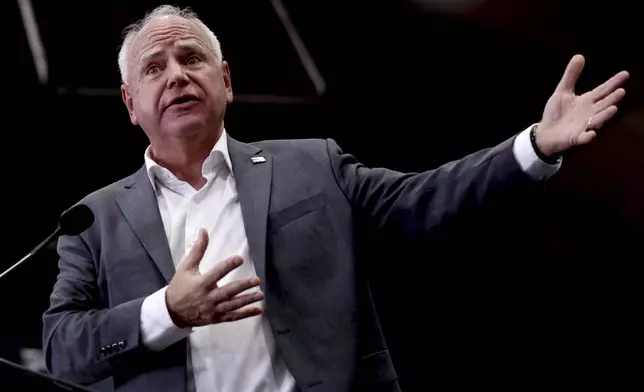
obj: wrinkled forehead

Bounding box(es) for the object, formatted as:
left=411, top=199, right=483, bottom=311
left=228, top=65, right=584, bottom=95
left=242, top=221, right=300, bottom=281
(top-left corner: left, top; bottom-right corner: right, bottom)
left=129, top=16, right=213, bottom=64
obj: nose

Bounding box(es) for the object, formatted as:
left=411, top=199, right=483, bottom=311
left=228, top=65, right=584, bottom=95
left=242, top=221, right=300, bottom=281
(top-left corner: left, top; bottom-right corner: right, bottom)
left=166, top=60, right=189, bottom=89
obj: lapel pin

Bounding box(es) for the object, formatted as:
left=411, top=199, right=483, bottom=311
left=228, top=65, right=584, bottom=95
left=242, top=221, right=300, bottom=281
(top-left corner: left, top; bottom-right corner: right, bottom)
left=251, top=156, right=266, bottom=164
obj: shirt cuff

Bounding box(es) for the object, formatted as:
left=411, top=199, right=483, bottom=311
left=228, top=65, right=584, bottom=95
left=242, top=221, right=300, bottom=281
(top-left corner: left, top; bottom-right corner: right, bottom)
left=512, top=125, right=562, bottom=181
left=140, top=286, right=191, bottom=351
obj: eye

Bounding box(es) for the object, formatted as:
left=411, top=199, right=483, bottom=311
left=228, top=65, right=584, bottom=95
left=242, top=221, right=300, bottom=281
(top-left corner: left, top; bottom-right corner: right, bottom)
left=186, top=55, right=200, bottom=65
left=146, top=65, right=161, bottom=75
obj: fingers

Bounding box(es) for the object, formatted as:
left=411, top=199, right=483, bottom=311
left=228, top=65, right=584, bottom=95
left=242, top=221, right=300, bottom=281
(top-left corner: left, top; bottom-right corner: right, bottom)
left=594, top=88, right=625, bottom=112
left=177, top=229, right=209, bottom=272
left=589, top=71, right=630, bottom=102
left=590, top=105, right=619, bottom=130
left=219, top=307, right=263, bottom=323
left=556, top=54, right=585, bottom=93
left=214, top=291, right=264, bottom=314
left=201, top=256, right=244, bottom=289
left=210, top=276, right=261, bottom=302
left=576, top=130, right=597, bottom=145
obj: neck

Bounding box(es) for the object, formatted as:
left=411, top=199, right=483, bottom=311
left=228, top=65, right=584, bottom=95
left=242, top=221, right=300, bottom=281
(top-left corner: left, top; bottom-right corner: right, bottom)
left=149, top=127, right=223, bottom=190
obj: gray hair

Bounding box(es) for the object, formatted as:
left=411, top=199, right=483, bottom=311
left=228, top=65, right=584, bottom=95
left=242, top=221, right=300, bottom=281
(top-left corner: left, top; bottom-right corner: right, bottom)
left=117, top=5, right=223, bottom=84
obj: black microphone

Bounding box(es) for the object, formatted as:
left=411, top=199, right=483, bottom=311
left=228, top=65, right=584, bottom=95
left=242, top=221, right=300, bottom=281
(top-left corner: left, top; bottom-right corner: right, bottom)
left=0, top=204, right=95, bottom=280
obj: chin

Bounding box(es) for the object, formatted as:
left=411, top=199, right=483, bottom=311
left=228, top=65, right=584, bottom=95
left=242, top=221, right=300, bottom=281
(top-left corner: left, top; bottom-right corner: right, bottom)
left=164, top=116, right=209, bottom=138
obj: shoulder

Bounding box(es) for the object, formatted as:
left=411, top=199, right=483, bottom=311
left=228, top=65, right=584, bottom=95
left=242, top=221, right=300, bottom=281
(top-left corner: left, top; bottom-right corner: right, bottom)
left=250, top=137, right=345, bottom=157
left=251, top=138, right=330, bottom=154
left=75, top=167, right=145, bottom=210
left=249, top=138, right=339, bottom=165
left=236, top=138, right=350, bottom=184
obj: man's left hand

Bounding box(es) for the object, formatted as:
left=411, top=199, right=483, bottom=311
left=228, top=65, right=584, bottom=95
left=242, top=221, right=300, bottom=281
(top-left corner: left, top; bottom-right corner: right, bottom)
left=535, top=54, right=629, bottom=157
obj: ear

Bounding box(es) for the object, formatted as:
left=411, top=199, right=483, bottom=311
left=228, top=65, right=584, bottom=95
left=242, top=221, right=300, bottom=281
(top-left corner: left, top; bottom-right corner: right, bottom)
left=222, top=61, right=233, bottom=104
left=121, top=84, right=138, bottom=125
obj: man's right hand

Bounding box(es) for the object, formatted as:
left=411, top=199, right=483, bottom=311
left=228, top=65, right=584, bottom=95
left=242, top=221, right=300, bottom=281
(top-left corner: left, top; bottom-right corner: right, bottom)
left=165, top=228, right=264, bottom=328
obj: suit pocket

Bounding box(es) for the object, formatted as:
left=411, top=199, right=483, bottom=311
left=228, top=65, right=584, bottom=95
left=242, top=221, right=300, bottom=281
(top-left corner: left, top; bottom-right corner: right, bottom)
left=268, top=191, right=348, bottom=294
left=270, top=192, right=327, bottom=232
left=358, top=350, right=398, bottom=385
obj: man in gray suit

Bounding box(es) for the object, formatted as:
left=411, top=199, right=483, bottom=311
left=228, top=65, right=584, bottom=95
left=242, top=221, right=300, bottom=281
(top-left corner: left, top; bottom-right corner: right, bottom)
left=42, top=5, right=629, bottom=392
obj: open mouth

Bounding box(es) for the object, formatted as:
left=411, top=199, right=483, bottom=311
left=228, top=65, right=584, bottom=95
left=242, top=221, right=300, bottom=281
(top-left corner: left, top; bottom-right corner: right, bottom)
left=167, top=95, right=200, bottom=109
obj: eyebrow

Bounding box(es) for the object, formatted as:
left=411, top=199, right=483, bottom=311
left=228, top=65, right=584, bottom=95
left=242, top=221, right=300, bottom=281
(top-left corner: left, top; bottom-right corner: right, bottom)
left=174, top=40, right=207, bottom=54
left=138, top=40, right=208, bottom=66
left=138, top=46, right=163, bottom=65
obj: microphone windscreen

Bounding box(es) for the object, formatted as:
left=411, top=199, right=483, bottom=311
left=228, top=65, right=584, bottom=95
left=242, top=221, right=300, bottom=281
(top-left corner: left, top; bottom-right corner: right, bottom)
left=58, top=204, right=95, bottom=236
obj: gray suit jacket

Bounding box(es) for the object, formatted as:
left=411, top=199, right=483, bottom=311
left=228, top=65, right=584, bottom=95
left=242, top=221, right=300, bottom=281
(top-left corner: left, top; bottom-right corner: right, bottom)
left=43, top=135, right=536, bottom=392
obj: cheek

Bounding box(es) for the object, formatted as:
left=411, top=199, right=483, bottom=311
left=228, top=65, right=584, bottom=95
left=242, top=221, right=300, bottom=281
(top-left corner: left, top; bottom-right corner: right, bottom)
left=133, top=86, right=162, bottom=118
left=200, top=73, right=226, bottom=100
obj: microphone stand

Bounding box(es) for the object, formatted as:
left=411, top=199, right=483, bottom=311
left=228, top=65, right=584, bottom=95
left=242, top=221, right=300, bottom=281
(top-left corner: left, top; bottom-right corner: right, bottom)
left=0, top=227, right=62, bottom=280
left=0, top=204, right=95, bottom=391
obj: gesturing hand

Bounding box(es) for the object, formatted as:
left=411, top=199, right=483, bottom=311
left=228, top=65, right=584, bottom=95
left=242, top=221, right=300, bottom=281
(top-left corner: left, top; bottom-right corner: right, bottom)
left=535, top=54, right=629, bottom=157
left=165, top=229, right=264, bottom=328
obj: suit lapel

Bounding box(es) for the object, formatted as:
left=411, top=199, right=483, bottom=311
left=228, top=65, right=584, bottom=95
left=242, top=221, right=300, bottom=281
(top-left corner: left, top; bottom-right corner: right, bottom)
left=116, top=166, right=175, bottom=283
left=227, top=135, right=272, bottom=288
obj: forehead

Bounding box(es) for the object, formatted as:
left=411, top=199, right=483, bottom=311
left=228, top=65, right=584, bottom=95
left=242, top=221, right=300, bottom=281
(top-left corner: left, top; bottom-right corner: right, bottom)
left=130, top=16, right=211, bottom=60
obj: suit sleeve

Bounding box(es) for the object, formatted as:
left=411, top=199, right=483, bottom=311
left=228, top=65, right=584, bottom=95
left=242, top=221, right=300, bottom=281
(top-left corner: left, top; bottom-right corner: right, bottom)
left=42, top=233, right=149, bottom=384
left=326, top=134, right=542, bottom=238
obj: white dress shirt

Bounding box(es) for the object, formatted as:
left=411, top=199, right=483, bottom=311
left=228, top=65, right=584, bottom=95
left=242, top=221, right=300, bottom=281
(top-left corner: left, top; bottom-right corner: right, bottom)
left=140, top=130, right=296, bottom=392
left=139, top=126, right=559, bottom=392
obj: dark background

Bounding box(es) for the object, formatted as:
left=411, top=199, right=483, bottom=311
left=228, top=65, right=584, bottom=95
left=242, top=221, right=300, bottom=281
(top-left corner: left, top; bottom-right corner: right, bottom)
left=6, top=0, right=643, bottom=390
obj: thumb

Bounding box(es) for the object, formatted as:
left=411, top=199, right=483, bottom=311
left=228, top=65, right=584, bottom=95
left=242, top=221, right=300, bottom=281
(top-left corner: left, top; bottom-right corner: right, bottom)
left=177, top=228, right=209, bottom=273
left=555, top=54, right=585, bottom=93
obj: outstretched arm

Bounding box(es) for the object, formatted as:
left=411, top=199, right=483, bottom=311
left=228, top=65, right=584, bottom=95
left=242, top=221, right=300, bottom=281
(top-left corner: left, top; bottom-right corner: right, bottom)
left=328, top=55, right=628, bottom=236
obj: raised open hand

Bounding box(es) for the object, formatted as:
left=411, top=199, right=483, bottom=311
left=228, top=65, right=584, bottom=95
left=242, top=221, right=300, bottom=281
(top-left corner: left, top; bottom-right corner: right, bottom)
left=165, top=229, right=264, bottom=328
left=535, top=55, right=629, bottom=157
